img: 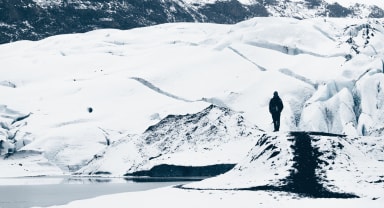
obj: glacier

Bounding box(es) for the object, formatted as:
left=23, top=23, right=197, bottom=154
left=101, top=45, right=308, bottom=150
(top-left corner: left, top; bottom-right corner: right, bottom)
left=0, top=17, right=384, bottom=206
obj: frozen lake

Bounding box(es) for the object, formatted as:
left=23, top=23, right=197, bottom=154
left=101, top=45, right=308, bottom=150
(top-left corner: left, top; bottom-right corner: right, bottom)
left=0, top=176, right=200, bottom=208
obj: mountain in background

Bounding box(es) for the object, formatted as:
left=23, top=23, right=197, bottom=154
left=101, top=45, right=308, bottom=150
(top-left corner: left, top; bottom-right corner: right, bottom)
left=1, top=0, right=384, bottom=44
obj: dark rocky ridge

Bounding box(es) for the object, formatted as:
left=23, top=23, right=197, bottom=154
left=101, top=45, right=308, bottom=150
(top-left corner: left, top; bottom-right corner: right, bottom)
left=244, top=132, right=359, bottom=198
left=181, top=132, right=373, bottom=198
left=126, top=164, right=236, bottom=177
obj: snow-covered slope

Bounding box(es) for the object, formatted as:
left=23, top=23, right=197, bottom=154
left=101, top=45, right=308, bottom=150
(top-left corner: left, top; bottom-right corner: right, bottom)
left=77, top=105, right=262, bottom=176
left=1, top=17, right=384, bottom=179
left=184, top=132, right=384, bottom=198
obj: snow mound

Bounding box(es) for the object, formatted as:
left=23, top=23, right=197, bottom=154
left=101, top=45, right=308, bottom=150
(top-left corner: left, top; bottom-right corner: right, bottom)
left=77, top=105, right=263, bottom=176
left=184, top=131, right=384, bottom=198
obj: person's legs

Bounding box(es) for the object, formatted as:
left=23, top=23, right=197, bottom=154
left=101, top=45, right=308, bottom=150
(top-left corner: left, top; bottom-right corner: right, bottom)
left=272, top=113, right=279, bottom=131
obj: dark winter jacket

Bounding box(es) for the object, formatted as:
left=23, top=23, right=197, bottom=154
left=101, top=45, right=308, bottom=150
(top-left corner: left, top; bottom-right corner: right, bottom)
left=269, top=95, right=284, bottom=114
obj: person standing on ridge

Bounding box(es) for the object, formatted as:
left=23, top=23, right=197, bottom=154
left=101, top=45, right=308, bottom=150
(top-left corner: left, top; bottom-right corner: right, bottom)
left=269, top=91, right=284, bottom=132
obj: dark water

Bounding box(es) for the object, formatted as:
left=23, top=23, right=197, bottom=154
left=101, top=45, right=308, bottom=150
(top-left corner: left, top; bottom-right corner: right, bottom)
left=0, top=176, right=198, bottom=208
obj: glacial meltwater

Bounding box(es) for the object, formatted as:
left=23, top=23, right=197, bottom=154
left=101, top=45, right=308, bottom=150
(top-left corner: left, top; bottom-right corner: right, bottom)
left=0, top=176, right=199, bottom=208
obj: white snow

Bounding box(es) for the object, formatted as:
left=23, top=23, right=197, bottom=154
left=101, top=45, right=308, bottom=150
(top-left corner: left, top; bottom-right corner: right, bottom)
left=33, top=186, right=384, bottom=208
left=32, top=0, right=62, bottom=7
left=324, top=0, right=384, bottom=9
left=1, top=16, right=384, bottom=207
left=183, top=0, right=384, bottom=9
left=182, top=0, right=257, bottom=5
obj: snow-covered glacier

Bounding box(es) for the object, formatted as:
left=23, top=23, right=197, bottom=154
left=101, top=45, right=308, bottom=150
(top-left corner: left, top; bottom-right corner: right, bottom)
left=0, top=17, right=384, bottom=188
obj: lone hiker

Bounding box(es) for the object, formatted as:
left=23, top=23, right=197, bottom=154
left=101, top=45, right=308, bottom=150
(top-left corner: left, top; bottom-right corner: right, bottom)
left=269, top=91, right=284, bottom=132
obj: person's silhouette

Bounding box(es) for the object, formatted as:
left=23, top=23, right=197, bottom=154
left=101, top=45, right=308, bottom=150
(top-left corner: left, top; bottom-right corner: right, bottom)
left=269, top=91, right=284, bottom=132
